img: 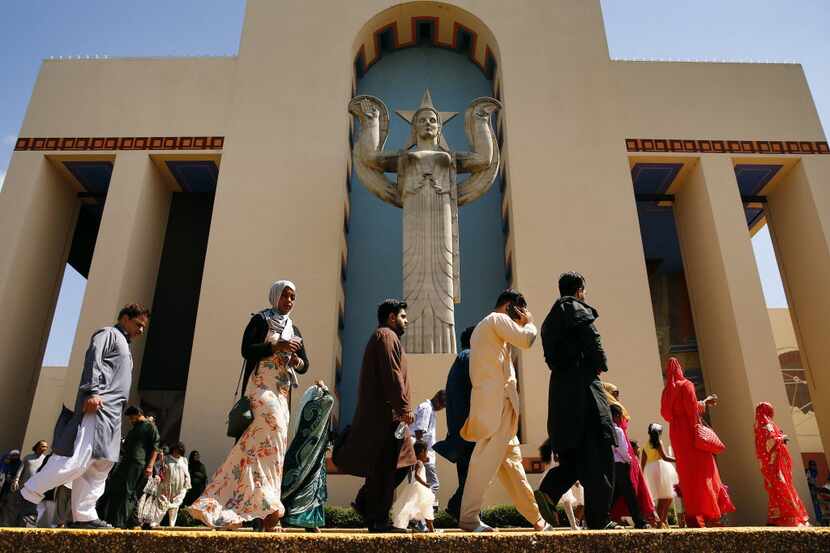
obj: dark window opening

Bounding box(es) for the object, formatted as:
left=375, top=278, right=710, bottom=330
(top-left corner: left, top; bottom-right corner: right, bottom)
left=455, top=27, right=474, bottom=55
left=417, top=20, right=435, bottom=45
left=377, top=27, right=396, bottom=54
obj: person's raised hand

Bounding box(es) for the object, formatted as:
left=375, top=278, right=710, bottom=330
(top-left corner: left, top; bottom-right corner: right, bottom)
left=272, top=339, right=300, bottom=354
left=516, top=307, right=532, bottom=326
left=704, top=394, right=719, bottom=407
left=82, top=395, right=103, bottom=414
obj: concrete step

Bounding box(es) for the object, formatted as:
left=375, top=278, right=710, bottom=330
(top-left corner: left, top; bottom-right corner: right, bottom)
left=1, top=526, right=828, bottom=553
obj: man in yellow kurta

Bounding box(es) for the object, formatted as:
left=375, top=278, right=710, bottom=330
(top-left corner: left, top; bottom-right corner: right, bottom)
left=459, top=290, right=548, bottom=532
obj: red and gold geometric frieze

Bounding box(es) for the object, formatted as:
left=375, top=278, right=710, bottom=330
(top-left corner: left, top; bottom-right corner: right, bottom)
left=14, top=136, right=224, bottom=152
left=626, top=138, right=829, bottom=155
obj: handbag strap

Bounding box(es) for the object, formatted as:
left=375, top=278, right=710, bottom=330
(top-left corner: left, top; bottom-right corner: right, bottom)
left=233, top=360, right=246, bottom=399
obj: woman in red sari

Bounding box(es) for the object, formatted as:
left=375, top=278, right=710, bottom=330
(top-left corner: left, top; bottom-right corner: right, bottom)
left=754, top=402, right=809, bottom=526
left=660, top=357, right=735, bottom=527
left=604, top=382, right=658, bottom=526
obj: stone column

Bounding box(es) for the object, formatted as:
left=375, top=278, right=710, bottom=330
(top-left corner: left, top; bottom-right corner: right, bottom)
left=60, top=152, right=171, bottom=409
left=673, top=155, right=810, bottom=524
left=0, top=153, right=77, bottom=448
left=766, top=156, right=830, bottom=464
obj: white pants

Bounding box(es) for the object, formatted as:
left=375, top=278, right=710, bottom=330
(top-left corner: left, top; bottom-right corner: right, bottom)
left=167, top=507, right=179, bottom=527
left=22, top=414, right=114, bottom=522
left=36, top=501, right=56, bottom=527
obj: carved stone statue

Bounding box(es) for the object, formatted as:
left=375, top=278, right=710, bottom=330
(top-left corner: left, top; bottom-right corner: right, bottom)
left=349, top=90, right=502, bottom=354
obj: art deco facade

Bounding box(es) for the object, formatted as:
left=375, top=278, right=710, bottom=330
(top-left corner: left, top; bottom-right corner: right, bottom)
left=1, top=1, right=828, bottom=524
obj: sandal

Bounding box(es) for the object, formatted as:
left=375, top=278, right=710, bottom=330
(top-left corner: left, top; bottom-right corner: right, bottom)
left=262, top=512, right=283, bottom=532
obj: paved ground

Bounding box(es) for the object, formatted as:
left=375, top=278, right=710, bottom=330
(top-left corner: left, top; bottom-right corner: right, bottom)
left=1, top=526, right=828, bottom=553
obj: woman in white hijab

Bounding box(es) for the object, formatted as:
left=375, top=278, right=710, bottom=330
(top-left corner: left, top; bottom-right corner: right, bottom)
left=189, top=280, right=309, bottom=531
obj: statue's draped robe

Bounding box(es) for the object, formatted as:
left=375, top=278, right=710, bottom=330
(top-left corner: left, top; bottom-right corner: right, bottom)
left=349, top=94, right=500, bottom=354
left=400, top=150, right=457, bottom=354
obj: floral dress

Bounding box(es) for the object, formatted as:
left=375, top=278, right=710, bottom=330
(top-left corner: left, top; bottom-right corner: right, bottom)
left=188, top=331, right=293, bottom=527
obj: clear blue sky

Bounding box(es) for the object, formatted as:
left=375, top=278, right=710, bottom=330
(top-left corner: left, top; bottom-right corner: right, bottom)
left=0, top=1, right=827, bottom=365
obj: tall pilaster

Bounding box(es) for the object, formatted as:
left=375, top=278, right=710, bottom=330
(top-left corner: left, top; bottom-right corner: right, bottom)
left=673, top=155, right=810, bottom=524
left=0, top=153, right=77, bottom=448
left=766, top=156, right=830, bottom=463
left=60, top=152, right=171, bottom=409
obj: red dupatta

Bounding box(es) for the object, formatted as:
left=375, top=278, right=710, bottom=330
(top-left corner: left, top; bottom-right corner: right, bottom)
left=754, top=402, right=809, bottom=526
left=660, top=357, right=685, bottom=423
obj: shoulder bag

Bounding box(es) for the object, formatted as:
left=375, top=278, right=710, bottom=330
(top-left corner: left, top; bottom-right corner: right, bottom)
left=226, top=362, right=253, bottom=439
left=694, top=417, right=725, bottom=455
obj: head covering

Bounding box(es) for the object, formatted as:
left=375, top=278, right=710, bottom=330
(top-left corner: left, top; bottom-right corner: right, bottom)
left=754, top=402, right=782, bottom=461
left=261, top=280, right=296, bottom=340
left=603, top=381, right=630, bottom=421
left=660, top=357, right=686, bottom=422
left=755, top=402, right=775, bottom=430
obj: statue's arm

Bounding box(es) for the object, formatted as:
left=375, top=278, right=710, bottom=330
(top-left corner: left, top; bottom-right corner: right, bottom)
left=457, top=97, right=502, bottom=206
left=349, top=96, right=401, bottom=206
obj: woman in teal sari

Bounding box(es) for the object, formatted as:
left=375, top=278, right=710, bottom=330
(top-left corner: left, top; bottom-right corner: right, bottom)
left=281, top=381, right=334, bottom=531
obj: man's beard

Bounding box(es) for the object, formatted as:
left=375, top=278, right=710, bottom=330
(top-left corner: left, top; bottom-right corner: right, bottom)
left=395, top=323, right=406, bottom=337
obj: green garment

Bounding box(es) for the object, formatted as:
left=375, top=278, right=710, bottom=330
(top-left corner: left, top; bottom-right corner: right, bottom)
left=281, top=388, right=334, bottom=528
left=123, top=419, right=160, bottom=465
left=97, top=419, right=159, bottom=528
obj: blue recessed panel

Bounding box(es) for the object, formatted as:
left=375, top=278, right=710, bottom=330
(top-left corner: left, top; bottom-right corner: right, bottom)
left=734, top=164, right=779, bottom=229
left=734, top=164, right=781, bottom=197
left=631, top=163, right=682, bottom=195
left=64, top=161, right=113, bottom=195
left=637, top=201, right=683, bottom=274
left=745, top=207, right=765, bottom=228
left=341, top=47, right=505, bottom=424
left=166, top=160, right=219, bottom=193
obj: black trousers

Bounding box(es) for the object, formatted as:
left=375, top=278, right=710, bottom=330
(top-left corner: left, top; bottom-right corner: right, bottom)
left=612, top=462, right=645, bottom=526
left=353, top=433, right=409, bottom=527
left=445, top=442, right=476, bottom=522
left=539, top=434, right=614, bottom=529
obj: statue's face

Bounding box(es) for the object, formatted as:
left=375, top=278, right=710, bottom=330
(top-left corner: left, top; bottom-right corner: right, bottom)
left=415, top=110, right=440, bottom=140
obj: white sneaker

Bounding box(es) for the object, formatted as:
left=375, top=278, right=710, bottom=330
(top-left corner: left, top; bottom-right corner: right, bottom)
left=462, top=523, right=495, bottom=532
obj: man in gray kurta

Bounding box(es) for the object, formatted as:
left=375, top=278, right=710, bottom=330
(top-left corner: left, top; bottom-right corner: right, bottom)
left=12, top=304, right=150, bottom=529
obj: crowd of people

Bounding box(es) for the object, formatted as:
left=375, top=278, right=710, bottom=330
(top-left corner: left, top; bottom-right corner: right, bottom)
left=0, top=272, right=820, bottom=532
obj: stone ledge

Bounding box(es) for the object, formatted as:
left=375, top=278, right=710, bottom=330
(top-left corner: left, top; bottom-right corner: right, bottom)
left=1, top=527, right=828, bottom=553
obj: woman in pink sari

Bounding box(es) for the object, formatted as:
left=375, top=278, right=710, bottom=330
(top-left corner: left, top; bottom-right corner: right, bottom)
left=604, top=382, right=658, bottom=526
left=660, top=357, right=734, bottom=527
left=754, top=402, right=809, bottom=526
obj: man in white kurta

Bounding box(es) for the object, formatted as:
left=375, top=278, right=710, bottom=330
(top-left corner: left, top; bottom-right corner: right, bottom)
left=459, top=290, right=547, bottom=532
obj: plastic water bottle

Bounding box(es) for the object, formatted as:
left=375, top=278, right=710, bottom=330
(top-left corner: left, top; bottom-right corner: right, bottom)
left=394, top=421, right=407, bottom=439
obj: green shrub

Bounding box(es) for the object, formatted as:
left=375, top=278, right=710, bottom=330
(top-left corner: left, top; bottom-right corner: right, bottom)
left=481, top=504, right=533, bottom=528
left=324, top=505, right=365, bottom=528
left=180, top=503, right=578, bottom=530
left=667, top=505, right=678, bottom=526
left=433, top=509, right=456, bottom=529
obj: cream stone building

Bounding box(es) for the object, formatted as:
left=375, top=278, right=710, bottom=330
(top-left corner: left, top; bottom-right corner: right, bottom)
left=2, top=1, right=828, bottom=525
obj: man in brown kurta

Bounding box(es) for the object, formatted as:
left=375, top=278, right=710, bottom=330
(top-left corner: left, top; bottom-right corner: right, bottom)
left=333, top=299, right=416, bottom=532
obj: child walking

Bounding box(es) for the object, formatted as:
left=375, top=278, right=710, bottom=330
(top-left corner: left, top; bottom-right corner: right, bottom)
left=390, top=441, right=436, bottom=532
left=136, top=442, right=191, bottom=528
